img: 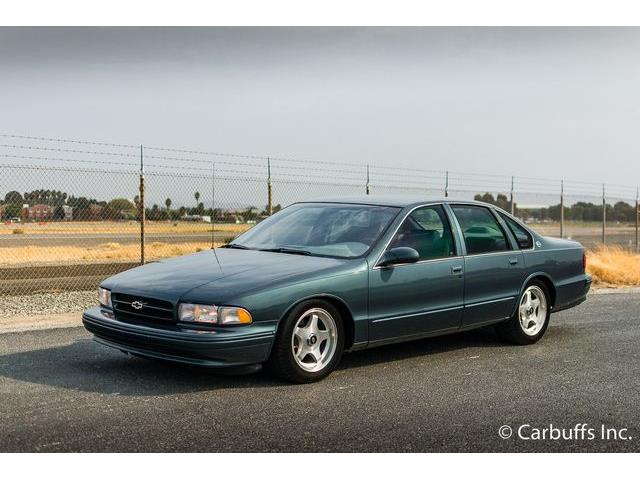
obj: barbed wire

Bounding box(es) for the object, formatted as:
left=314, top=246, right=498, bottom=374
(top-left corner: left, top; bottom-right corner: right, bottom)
left=1, top=132, right=638, bottom=200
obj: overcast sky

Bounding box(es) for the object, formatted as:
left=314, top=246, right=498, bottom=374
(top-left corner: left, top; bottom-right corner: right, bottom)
left=1, top=27, right=639, bottom=195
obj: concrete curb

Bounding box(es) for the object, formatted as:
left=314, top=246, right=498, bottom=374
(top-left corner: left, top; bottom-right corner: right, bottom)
left=0, top=312, right=82, bottom=334
left=590, top=286, right=640, bottom=295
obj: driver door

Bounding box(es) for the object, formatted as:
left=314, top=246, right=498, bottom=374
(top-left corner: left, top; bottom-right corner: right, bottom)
left=368, top=204, right=464, bottom=343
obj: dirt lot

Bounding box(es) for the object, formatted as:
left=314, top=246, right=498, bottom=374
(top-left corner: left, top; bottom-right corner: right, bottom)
left=1, top=220, right=638, bottom=295
left=0, top=221, right=250, bottom=266
left=0, top=221, right=250, bottom=236
left=1, top=220, right=637, bottom=267
left=531, top=222, right=638, bottom=249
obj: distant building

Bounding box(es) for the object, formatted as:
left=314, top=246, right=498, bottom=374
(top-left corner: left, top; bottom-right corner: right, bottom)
left=22, top=204, right=55, bottom=221
left=62, top=205, right=73, bottom=221
left=180, top=214, right=211, bottom=223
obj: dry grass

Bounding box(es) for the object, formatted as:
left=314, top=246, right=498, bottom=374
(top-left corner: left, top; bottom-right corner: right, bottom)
left=0, top=221, right=251, bottom=235
left=0, top=241, right=222, bottom=266
left=3, top=236, right=638, bottom=287
left=587, top=246, right=640, bottom=286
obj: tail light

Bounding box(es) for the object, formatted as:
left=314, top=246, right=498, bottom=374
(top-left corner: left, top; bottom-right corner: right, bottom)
left=582, top=251, right=587, bottom=272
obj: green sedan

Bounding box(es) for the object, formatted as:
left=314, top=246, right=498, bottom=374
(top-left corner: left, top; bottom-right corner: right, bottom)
left=83, top=197, right=591, bottom=383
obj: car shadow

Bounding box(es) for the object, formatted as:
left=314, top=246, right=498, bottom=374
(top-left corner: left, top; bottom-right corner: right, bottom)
left=0, top=337, right=282, bottom=396
left=0, top=325, right=555, bottom=396
left=338, top=327, right=507, bottom=370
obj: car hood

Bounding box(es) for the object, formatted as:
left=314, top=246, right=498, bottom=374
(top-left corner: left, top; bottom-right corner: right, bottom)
left=101, top=248, right=353, bottom=304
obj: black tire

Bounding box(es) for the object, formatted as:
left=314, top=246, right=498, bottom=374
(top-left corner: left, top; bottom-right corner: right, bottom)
left=495, top=280, right=551, bottom=345
left=267, top=299, right=345, bottom=383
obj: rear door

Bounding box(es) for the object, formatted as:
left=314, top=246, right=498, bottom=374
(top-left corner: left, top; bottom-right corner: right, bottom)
left=449, top=204, right=524, bottom=327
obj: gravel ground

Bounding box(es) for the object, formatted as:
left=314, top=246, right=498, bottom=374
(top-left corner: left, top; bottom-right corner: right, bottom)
left=0, top=286, right=638, bottom=319
left=0, top=290, right=96, bottom=318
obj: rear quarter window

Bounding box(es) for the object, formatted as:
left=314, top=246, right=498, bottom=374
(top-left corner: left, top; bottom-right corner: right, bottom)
left=498, top=212, right=534, bottom=249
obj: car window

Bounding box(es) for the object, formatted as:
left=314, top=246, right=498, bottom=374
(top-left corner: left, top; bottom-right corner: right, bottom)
left=231, top=203, right=400, bottom=258
left=451, top=205, right=510, bottom=254
left=498, top=212, right=533, bottom=249
left=387, top=205, right=456, bottom=261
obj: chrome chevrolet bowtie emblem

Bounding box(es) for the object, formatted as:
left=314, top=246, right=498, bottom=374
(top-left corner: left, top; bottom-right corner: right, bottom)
left=131, top=300, right=145, bottom=310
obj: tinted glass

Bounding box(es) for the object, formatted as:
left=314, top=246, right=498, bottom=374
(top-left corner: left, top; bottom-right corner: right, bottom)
left=388, top=205, right=455, bottom=260
left=451, top=205, right=510, bottom=254
left=499, top=212, right=533, bottom=249
left=231, top=203, right=400, bottom=258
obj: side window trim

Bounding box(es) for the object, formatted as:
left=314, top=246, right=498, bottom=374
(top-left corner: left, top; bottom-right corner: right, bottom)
left=490, top=207, right=519, bottom=251
left=496, top=210, right=534, bottom=250
left=386, top=204, right=457, bottom=262
left=373, top=203, right=461, bottom=267
left=448, top=203, right=514, bottom=256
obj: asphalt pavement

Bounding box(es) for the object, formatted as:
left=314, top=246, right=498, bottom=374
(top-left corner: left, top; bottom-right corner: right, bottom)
left=1, top=292, right=638, bottom=452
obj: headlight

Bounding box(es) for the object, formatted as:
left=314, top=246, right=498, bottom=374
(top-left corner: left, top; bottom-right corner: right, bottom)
left=178, top=303, right=252, bottom=325
left=98, top=287, right=112, bottom=308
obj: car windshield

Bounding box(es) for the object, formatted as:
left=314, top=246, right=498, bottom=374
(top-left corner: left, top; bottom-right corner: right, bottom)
left=228, top=203, right=401, bottom=258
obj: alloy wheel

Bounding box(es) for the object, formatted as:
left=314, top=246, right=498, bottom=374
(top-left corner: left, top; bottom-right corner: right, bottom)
left=291, top=307, right=338, bottom=372
left=518, top=285, right=547, bottom=336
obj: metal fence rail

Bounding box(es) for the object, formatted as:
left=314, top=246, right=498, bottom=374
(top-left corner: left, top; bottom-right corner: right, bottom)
left=1, top=133, right=638, bottom=296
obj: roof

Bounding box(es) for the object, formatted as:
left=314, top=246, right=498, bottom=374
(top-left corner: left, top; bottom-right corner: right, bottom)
left=299, top=195, right=495, bottom=209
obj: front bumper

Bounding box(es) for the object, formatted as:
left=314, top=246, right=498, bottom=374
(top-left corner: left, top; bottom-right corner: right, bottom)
left=82, top=307, right=276, bottom=368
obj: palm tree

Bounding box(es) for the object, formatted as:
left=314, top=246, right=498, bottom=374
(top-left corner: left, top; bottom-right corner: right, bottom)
left=194, top=191, right=200, bottom=207
left=165, top=198, right=172, bottom=211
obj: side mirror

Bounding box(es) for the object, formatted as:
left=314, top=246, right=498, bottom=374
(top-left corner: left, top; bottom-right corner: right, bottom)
left=378, top=247, right=420, bottom=268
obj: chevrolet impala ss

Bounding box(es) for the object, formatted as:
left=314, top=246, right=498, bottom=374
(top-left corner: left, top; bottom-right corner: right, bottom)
left=83, top=197, right=592, bottom=383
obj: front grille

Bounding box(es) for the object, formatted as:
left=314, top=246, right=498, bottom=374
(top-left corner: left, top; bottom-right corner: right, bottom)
left=112, top=293, right=175, bottom=324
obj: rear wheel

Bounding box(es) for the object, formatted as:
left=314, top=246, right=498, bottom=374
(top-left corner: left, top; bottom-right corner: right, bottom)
left=268, top=300, right=344, bottom=383
left=496, top=281, right=550, bottom=344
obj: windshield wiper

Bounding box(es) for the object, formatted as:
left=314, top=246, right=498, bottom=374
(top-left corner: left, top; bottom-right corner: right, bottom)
left=223, top=243, right=251, bottom=250
left=259, top=247, right=312, bottom=256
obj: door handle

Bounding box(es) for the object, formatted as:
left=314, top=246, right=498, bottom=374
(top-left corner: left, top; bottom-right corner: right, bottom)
left=508, top=258, right=519, bottom=265
left=451, top=265, right=463, bottom=274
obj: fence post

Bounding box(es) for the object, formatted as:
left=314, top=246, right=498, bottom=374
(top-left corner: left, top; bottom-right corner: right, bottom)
left=510, top=176, right=515, bottom=215
left=602, top=184, right=606, bottom=246
left=211, top=162, right=216, bottom=249
left=139, top=144, right=145, bottom=265
left=560, top=179, right=564, bottom=239
left=366, top=164, right=370, bottom=195
left=267, top=157, right=273, bottom=215
left=636, top=187, right=640, bottom=253
left=445, top=171, right=449, bottom=198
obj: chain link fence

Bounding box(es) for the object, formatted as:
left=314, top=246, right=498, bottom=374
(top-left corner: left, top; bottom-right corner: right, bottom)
left=1, top=133, right=639, bottom=296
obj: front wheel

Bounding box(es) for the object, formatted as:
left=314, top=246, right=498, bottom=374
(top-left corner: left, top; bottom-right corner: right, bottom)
left=496, top=281, right=551, bottom=345
left=267, top=300, right=344, bottom=383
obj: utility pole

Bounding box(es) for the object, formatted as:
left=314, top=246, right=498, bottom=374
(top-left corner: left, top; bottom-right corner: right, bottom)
left=139, top=144, right=145, bottom=265
left=560, top=179, right=564, bottom=239
left=602, top=184, right=606, bottom=246
left=366, top=164, right=370, bottom=195
left=267, top=157, right=273, bottom=215
left=510, top=176, right=515, bottom=215
left=211, top=162, right=216, bottom=249
left=445, top=171, right=449, bottom=198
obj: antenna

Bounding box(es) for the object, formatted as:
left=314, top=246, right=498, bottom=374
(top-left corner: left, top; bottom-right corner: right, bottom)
left=211, top=161, right=223, bottom=272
